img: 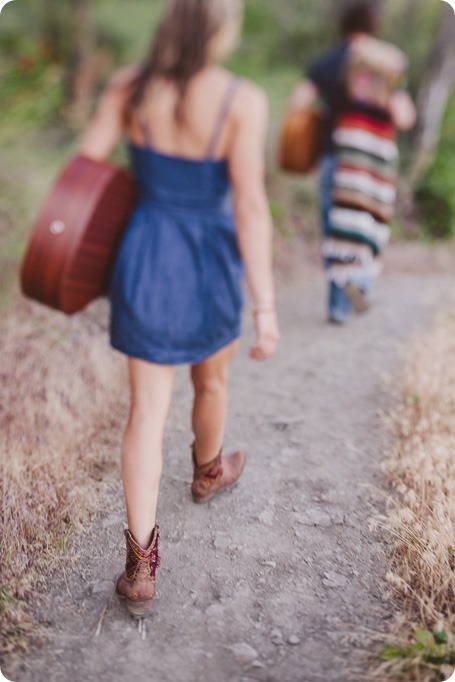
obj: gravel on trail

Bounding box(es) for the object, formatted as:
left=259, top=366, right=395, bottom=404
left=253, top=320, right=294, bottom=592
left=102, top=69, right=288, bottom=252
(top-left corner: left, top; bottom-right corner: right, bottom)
left=5, top=264, right=454, bottom=682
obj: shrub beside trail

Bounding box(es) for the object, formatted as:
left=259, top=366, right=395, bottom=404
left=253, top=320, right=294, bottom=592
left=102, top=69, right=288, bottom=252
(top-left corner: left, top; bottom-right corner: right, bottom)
left=0, top=299, right=126, bottom=655
left=373, top=308, right=455, bottom=681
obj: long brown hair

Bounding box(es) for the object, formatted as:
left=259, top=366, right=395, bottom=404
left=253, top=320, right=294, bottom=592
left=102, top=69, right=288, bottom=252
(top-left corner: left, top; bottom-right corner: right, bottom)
left=126, top=0, right=243, bottom=123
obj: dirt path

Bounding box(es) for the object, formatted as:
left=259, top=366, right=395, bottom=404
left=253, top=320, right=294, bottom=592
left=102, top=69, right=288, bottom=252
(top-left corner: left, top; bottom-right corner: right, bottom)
left=4, top=265, right=454, bottom=682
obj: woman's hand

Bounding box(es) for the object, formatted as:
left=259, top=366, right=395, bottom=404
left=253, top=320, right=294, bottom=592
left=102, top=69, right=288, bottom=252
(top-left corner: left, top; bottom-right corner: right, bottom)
left=249, top=310, right=280, bottom=361
left=388, top=90, right=416, bottom=131
left=78, top=67, right=136, bottom=161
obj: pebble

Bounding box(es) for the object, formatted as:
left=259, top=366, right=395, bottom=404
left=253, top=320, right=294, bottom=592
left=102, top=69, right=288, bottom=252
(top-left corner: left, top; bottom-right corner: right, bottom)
left=228, top=642, right=259, bottom=663
left=270, top=628, right=283, bottom=645
left=91, top=580, right=113, bottom=594
left=292, top=509, right=332, bottom=528
left=326, top=631, right=343, bottom=642
left=257, top=508, right=274, bottom=526
left=331, top=512, right=345, bottom=525
left=251, top=660, right=265, bottom=669
left=281, top=447, right=300, bottom=457
left=213, top=535, right=230, bottom=550
left=205, top=603, right=224, bottom=617
left=288, top=635, right=301, bottom=645
left=322, top=571, right=349, bottom=588
left=260, top=560, right=277, bottom=568
left=102, top=516, right=122, bottom=529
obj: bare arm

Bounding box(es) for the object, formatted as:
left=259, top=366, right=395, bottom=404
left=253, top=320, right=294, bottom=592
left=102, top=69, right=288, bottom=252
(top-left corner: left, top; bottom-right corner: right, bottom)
left=389, top=90, right=417, bottom=131
left=290, top=80, right=416, bottom=132
left=287, top=79, right=318, bottom=113
left=78, top=68, right=135, bottom=160
left=228, top=84, right=279, bottom=360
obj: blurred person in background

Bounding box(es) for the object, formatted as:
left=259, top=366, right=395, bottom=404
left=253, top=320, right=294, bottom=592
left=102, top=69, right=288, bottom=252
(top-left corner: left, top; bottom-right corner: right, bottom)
left=288, top=0, right=416, bottom=324
left=78, top=0, right=279, bottom=616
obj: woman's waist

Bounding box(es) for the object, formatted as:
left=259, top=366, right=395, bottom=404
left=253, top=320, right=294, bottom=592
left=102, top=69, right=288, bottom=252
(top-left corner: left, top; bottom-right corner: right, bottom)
left=136, top=189, right=233, bottom=214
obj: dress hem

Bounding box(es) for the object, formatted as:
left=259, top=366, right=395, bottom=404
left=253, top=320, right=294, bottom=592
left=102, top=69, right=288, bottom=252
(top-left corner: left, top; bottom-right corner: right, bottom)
left=110, top=330, right=241, bottom=366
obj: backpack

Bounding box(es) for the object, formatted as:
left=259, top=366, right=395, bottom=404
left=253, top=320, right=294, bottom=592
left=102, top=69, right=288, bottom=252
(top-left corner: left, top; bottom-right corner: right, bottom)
left=327, top=38, right=408, bottom=268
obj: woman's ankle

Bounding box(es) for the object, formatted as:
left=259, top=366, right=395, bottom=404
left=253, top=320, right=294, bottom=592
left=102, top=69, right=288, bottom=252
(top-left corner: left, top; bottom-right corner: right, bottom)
left=128, top=525, right=156, bottom=550
left=192, top=440, right=223, bottom=468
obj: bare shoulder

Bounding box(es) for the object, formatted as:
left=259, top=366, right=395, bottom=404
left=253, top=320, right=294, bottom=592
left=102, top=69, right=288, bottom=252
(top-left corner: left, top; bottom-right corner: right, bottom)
left=231, top=76, right=268, bottom=123
left=238, top=79, right=267, bottom=108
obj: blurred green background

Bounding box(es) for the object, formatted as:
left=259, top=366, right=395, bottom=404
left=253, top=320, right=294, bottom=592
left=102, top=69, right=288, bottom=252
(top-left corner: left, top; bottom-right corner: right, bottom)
left=0, top=0, right=453, bottom=308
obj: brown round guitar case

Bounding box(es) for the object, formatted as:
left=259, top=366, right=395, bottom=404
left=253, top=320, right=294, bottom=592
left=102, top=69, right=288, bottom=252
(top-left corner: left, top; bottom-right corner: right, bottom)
left=21, top=155, right=137, bottom=314
left=278, top=108, right=326, bottom=175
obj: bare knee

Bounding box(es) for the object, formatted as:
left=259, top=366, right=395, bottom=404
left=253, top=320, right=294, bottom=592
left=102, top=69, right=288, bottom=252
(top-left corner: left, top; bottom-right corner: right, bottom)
left=127, top=401, right=168, bottom=430
left=192, top=373, right=227, bottom=401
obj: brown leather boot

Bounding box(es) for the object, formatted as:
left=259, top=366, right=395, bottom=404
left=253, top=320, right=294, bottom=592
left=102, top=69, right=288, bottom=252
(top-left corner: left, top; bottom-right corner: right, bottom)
left=191, top=444, right=246, bottom=504
left=116, top=525, right=160, bottom=617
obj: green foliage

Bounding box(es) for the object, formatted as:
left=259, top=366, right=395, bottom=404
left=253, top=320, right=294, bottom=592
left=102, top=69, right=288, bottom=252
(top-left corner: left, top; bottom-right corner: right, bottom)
left=415, top=96, right=455, bottom=239
left=229, top=0, right=337, bottom=77
left=0, top=0, right=452, bottom=251
left=93, top=0, right=165, bottom=65
left=381, top=629, right=455, bottom=681
left=0, top=58, right=64, bottom=133
left=0, top=0, right=72, bottom=61
left=227, top=0, right=278, bottom=77
left=383, top=0, right=441, bottom=97
left=0, top=2, right=68, bottom=133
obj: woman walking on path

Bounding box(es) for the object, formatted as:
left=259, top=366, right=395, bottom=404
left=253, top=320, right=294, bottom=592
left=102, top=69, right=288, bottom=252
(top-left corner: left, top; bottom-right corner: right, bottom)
left=288, top=0, right=416, bottom=324
left=78, top=0, right=279, bottom=616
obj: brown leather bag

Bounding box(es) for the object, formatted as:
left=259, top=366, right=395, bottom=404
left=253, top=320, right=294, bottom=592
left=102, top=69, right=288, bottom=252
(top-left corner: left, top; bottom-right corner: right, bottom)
left=21, top=155, right=137, bottom=314
left=278, top=108, right=326, bottom=174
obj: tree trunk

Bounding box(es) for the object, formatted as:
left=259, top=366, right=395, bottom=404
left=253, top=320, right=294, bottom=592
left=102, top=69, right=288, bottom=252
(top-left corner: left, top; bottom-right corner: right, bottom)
left=409, top=5, right=455, bottom=183
left=40, top=0, right=63, bottom=60
left=67, top=0, right=96, bottom=126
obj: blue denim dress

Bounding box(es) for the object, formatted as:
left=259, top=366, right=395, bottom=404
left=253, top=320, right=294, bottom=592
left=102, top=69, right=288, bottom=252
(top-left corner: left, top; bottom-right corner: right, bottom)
left=110, top=80, right=243, bottom=365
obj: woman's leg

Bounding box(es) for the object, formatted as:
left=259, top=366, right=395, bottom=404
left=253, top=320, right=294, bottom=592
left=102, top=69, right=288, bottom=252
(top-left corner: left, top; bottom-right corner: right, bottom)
left=121, top=357, right=174, bottom=549
left=190, top=340, right=239, bottom=465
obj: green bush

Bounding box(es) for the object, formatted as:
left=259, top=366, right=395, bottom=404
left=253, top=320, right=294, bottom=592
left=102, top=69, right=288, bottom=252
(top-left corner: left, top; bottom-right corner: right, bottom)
left=0, top=57, right=64, bottom=134
left=415, top=96, right=455, bottom=239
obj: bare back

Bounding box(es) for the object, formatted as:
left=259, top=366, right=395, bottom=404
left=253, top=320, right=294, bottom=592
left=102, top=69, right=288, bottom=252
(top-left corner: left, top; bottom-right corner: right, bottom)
left=79, top=63, right=269, bottom=211
left=126, top=66, right=242, bottom=161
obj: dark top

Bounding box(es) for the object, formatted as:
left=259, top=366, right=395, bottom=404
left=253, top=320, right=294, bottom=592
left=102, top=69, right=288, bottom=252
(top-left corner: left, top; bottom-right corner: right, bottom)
left=306, top=42, right=350, bottom=154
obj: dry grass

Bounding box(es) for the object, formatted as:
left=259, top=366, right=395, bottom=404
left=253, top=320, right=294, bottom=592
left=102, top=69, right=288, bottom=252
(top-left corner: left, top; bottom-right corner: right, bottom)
left=372, top=307, right=455, bottom=681
left=0, top=298, right=127, bottom=655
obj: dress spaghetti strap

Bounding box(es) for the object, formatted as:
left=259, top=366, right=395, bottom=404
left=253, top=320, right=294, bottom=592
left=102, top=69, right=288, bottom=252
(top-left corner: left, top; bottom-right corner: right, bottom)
left=136, top=76, right=241, bottom=157
left=205, top=78, right=242, bottom=159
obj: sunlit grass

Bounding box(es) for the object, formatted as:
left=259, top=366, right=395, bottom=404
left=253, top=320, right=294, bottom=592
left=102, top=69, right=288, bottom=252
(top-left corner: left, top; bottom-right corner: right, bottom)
left=371, top=308, right=455, bottom=681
